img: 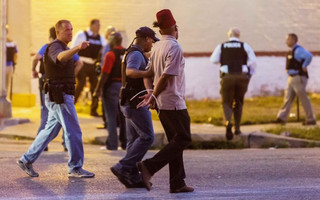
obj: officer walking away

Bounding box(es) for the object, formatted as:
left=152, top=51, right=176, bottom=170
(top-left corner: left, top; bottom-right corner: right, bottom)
left=210, top=28, right=257, bottom=140
left=93, top=32, right=126, bottom=151
left=5, top=25, right=18, bottom=101
left=136, top=9, right=194, bottom=193
left=17, top=20, right=94, bottom=178
left=110, top=26, right=158, bottom=188
left=32, top=26, right=83, bottom=151
left=275, top=33, right=316, bottom=125
left=71, top=19, right=107, bottom=117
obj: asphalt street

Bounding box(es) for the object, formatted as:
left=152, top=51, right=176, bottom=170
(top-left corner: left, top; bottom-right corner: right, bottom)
left=1, top=138, right=320, bottom=199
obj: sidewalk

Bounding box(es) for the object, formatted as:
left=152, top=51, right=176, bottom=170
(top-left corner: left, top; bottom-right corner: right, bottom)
left=0, top=106, right=319, bottom=149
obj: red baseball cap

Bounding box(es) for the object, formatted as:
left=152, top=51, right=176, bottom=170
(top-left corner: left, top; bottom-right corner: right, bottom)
left=156, top=9, right=176, bottom=29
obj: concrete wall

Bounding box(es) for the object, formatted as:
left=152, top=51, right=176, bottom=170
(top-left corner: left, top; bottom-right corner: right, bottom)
left=6, top=0, right=320, bottom=98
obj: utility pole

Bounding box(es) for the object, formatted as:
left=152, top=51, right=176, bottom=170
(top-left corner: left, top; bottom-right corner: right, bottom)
left=0, top=0, right=12, bottom=118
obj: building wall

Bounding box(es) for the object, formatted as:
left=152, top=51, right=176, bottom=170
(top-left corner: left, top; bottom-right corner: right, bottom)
left=7, top=0, right=320, bottom=96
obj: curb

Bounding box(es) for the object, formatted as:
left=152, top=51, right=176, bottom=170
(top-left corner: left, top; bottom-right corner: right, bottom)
left=93, top=131, right=320, bottom=149
left=0, top=117, right=30, bottom=131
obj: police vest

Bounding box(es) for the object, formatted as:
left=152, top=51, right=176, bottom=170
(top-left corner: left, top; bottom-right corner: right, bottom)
left=124, top=46, right=148, bottom=92
left=220, top=41, right=248, bottom=74
left=6, top=42, right=16, bottom=64
left=38, top=44, right=48, bottom=75
left=286, top=45, right=308, bottom=78
left=44, top=40, right=75, bottom=82
left=78, top=31, right=102, bottom=59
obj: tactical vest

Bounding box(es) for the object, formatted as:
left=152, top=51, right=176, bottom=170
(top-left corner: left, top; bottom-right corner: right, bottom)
left=39, top=44, right=48, bottom=75
left=220, top=41, right=248, bottom=74
left=124, top=46, right=148, bottom=92
left=286, top=45, right=308, bottom=78
left=110, top=48, right=126, bottom=80
left=44, top=40, right=75, bottom=82
left=6, top=42, right=16, bottom=64
left=78, top=31, right=102, bottom=59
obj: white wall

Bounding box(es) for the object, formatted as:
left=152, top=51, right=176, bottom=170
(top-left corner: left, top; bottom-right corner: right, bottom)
left=7, top=0, right=320, bottom=96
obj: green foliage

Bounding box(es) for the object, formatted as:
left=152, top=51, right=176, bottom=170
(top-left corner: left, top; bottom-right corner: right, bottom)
left=265, top=126, right=320, bottom=141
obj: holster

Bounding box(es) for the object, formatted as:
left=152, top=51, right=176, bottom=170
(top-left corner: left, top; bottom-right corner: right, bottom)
left=43, top=80, right=75, bottom=104
left=120, top=87, right=146, bottom=109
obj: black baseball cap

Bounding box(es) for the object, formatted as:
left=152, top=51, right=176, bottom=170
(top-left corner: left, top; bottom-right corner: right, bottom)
left=136, top=26, right=159, bottom=42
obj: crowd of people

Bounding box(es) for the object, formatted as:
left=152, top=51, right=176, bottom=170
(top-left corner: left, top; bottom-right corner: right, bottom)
left=9, top=7, right=317, bottom=194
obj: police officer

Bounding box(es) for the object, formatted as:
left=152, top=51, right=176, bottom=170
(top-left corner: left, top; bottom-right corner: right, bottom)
left=32, top=26, right=83, bottom=151
left=17, top=20, right=94, bottom=178
left=5, top=25, right=18, bottom=101
left=210, top=28, right=257, bottom=140
left=276, top=33, right=316, bottom=125
left=110, top=26, right=158, bottom=188
left=94, top=32, right=126, bottom=151
left=71, top=19, right=107, bottom=117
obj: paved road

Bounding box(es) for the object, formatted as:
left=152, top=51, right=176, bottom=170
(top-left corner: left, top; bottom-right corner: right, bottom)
left=1, top=138, right=320, bottom=199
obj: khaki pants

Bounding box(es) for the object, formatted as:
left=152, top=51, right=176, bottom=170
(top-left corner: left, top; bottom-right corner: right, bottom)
left=277, top=75, right=315, bottom=122
left=5, top=66, right=14, bottom=101
left=220, top=74, right=250, bottom=130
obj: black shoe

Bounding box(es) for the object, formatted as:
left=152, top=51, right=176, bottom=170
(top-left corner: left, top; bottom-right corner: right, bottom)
left=44, top=147, right=48, bottom=151
left=225, top=121, right=233, bottom=140
left=273, top=118, right=286, bottom=125
left=127, top=181, right=153, bottom=188
left=302, top=120, right=316, bottom=126
left=170, top=185, right=194, bottom=193
left=235, top=130, right=242, bottom=135
left=110, top=166, right=133, bottom=187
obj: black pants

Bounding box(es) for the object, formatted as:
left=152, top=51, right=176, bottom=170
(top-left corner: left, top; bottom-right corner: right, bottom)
left=220, top=74, right=249, bottom=130
left=74, top=62, right=99, bottom=114
left=144, top=109, right=192, bottom=189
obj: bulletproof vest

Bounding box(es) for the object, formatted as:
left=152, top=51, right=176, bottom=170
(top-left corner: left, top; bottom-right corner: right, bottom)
left=286, top=45, right=308, bottom=78
left=109, top=48, right=126, bottom=81
left=44, top=40, right=75, bottom=82
left=6, top=42, right=16, bottom=63
left=39, top=44, right=48, bottom=75
left=124, top=46, right=148, bottom=91
left=220, top=41, right=248, bottom=74
left=78, top=31, right=102, bottom=59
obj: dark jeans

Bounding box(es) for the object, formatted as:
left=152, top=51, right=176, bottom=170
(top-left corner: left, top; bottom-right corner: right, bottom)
left=74, top=62, right=99, bottom=114
left=144, top=109, right=192, bottom=189
left=115, top=101, right=154, bottom=183
left=102, top=82, right=125, bottom=150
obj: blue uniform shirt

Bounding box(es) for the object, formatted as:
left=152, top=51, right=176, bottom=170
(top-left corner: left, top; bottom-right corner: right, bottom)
left=288, top=44, right=313, bottom=75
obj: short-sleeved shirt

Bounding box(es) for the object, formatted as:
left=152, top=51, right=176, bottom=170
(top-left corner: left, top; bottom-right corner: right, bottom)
left=101, top=46, right=124, bottom=81
left=6, top=41, right=18, bottom=67
left=148, top=35, right=186, bottom=110
left=39, top=44, right=79, bottom=61
left=126, top=45, right=147, bottom=71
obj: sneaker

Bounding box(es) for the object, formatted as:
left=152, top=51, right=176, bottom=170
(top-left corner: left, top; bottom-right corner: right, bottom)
left=110, top=166, right=133, bottom=187
left=16, top=160, right=39, bottom=177
left=68, top=168, right=95, bottom=178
